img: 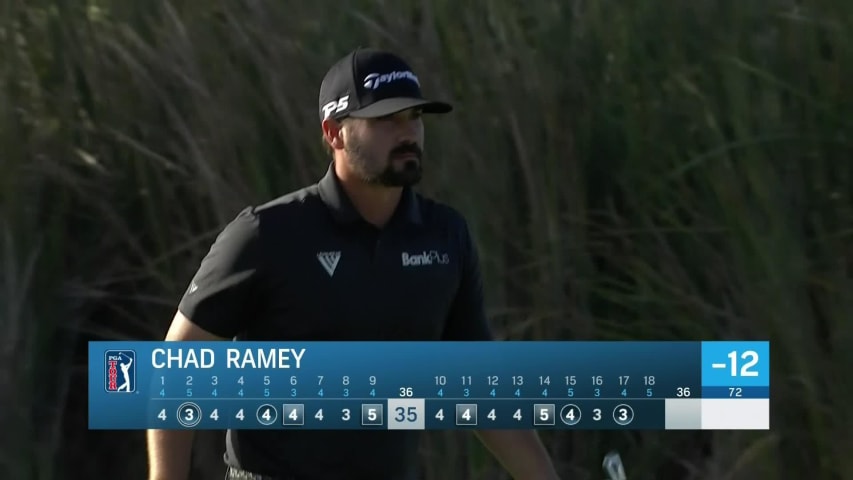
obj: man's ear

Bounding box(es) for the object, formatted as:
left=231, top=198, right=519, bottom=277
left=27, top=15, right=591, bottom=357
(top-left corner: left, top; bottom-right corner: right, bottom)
left=321, top=118, right=346, bottom=151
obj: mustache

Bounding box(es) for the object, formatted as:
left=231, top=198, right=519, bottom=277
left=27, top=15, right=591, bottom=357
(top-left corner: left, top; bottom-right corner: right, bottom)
left=389, top=143, right=422, bottom=159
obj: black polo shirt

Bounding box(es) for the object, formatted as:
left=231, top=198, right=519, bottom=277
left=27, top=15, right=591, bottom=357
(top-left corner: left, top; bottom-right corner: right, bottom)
left=177, top=163, right=493, bottom=480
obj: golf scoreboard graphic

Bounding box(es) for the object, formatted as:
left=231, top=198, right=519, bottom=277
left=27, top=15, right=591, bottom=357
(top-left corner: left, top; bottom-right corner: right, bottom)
left=89, top=341, right=770, bottom=430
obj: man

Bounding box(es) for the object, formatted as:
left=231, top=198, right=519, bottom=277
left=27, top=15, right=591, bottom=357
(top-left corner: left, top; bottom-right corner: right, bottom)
left=147, top=47, right=561, bottom=480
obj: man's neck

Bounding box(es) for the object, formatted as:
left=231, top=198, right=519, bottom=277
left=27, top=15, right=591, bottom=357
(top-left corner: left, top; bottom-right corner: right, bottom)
left=334, top=160, right=402, bottom=227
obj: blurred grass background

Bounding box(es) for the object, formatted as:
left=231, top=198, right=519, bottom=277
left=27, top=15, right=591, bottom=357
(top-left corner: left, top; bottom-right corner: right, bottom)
left=0, top=0, right=851, bottom=478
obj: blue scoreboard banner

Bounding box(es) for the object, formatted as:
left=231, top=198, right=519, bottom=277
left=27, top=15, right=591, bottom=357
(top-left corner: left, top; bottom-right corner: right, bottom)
left=89, top=341, right=769, bottom=431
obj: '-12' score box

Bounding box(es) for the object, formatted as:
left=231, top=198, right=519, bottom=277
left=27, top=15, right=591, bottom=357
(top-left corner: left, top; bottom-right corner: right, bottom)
left=92, top=341, right=769, bottom=431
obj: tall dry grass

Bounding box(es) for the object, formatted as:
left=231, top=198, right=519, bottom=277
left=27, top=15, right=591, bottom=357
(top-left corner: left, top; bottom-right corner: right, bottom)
left=0, top=0, right=850, bottom=478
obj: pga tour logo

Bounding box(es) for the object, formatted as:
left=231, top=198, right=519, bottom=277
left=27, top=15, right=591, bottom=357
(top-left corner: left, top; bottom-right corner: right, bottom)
left=105, top=350, right=136, bottom=393
left=401, top=250, right=450, bottom=267
left=363, top=71, right=420, bottom=90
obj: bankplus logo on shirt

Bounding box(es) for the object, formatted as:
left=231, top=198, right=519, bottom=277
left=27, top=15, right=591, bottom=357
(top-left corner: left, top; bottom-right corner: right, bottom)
left=401, top=250, right=449, bottom=267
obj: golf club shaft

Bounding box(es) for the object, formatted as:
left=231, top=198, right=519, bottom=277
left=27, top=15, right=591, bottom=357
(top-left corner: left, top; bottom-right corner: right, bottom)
left=603, top=451, right=627, bottom=480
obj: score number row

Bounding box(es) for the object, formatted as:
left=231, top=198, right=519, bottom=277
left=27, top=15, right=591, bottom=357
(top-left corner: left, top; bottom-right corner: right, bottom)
left=154, top=400, right=640, bottom=429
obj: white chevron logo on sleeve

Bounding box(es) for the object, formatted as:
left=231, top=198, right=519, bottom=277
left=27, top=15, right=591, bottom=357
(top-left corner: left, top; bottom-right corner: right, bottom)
left=316, top=251, right=341, bottom=277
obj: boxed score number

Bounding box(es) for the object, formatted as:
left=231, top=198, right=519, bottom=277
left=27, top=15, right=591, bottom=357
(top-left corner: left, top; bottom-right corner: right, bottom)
left=388, top=399, right=425, bottom=430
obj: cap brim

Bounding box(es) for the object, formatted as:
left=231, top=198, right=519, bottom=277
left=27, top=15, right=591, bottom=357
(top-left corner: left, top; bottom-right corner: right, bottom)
left=347, top=97, right=453, bottom=118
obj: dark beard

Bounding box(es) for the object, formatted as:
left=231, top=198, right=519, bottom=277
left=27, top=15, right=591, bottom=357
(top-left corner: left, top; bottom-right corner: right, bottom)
left=347, top=142, right=424, bottom=187
left=374, top=158, right=422, bottom=187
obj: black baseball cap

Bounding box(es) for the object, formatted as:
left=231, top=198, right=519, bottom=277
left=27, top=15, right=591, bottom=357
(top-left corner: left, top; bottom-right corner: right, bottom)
left=318, top=48, right=452, bottom=122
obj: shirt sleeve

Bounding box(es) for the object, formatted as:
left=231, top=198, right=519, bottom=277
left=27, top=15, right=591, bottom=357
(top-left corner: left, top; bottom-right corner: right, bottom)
left=177, top=207, right=262, bottom=338
left=441, top=217, right=494, bottom=341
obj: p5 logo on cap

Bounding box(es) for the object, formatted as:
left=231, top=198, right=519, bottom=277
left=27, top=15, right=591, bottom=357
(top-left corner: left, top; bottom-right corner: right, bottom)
left=322, top=95, right=349, bottom=120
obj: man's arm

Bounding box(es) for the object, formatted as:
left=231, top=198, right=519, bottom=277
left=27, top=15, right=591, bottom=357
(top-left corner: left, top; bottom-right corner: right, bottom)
left=147, top=312, right=229, bottom=480
left=148, top=207, right=263, bottom=480
left=440, top=215, right=493, bottom=340
left=442, top=215, right=561, bottom=478
left=474, top=430, right=560, bottom=480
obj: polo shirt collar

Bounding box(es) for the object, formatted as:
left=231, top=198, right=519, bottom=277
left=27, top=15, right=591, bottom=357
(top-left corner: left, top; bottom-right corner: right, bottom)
left=318, top=163, right=423, bottom=227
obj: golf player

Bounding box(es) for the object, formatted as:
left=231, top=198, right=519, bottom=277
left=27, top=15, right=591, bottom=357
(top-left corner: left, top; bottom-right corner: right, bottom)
left=147, top=47, right=561, bottom=480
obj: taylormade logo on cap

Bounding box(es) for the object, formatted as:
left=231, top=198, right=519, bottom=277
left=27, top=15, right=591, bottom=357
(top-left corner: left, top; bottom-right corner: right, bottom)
left=363, top=71, right=420, bottom=90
